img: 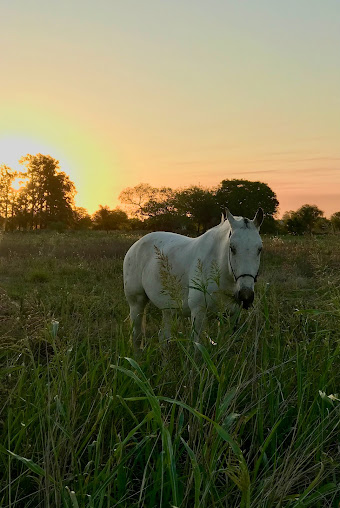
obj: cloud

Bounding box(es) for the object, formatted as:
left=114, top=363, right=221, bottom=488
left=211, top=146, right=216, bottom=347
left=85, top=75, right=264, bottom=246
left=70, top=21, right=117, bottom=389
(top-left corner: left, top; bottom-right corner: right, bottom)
left=254, top=157, right=340, bottom=164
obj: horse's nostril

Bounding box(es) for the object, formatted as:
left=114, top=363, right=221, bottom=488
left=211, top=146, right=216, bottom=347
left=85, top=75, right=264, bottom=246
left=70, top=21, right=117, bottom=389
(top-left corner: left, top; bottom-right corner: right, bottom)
left=242, top=300, right=252, bottom=310
left=238, top=289, right=254, bottom=309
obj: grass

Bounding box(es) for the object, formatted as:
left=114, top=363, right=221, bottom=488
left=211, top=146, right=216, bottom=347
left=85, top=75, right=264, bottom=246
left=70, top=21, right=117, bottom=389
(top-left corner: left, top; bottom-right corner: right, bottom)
left=0, top=230, right=339, bottom=507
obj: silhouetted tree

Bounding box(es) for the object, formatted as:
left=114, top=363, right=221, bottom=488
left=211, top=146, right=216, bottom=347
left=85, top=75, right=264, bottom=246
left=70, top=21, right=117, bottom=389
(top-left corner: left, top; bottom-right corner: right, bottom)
left=330, top=212, right=340, bottom=232
left=119, top=183, right=173, bottom=218
left=215, top=179, right=279, bottom=230
left=73, top=207, right=92, bottom=230
left=173, top=186, right=220, bottom=234
left=128, top=217, right=145, bottom=230
left=141, top=190, right=176, bottom=218
left=313, top=217, right=331, bottom=234
left=295, top=204, right=324, bottom=234
left=133, top=180, right=279, bottom=234
left=8, top=190, right=30, bottom=231
left=283, top=211, right=306, bottom=235
left=0, top=165, right=18, bottom=228
left=140, top=188, right=181, bottom=230
left=141, top=185, right=217, bottom=233
left=283, top=204, right=324, bottom=235
left=92, top=206, right=129, bottom=231
left=144, top=211, right=193, bottom=232
left=19, top=154, right=75, bottom=229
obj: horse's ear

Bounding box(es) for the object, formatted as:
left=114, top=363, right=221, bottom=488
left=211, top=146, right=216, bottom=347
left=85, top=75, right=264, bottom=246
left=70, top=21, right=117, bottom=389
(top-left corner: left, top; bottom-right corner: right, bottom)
left=253, top=208, right=264, bottom=229
left=225, top=208, right=237, bottom=229
left=220, top=213, right=225, bottom=224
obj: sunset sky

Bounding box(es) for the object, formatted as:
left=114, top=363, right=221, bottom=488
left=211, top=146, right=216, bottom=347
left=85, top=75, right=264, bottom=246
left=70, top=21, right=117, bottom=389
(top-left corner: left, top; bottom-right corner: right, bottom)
left=1, top=1, right=339, bottom=217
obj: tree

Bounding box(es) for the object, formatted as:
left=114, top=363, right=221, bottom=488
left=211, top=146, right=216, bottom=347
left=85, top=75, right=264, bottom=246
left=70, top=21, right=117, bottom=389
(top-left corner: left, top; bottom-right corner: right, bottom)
left=173, top=186, right=220, bottom=234
left=140, top=189, right=176, bottom=218
left=0, top=165, right=18, bottom=228
left=140, top=188, right=183, bottom=231
left=283, top=211, right=306, bottom=235
left=283, top=204, right=324, bottom=235
left=215, top=179, right=279, bottom=229
left=140, top=185, right=218, bottom=233
left=313, top=217, right=331, bottom=234
left=92, top=206, right=129, bottom=231
left=119, top=183, right=173, bottom=218
left=143, top=210, right=192, bottom=232
left=294, top=204, right=323, bottom=234
left=128, top=217, right=145, bottom=230
left=19, top=154, right=75, bottom=229
left=330, top=212, right=340, bottom=232
left=73, top=207, right=92, bottom=230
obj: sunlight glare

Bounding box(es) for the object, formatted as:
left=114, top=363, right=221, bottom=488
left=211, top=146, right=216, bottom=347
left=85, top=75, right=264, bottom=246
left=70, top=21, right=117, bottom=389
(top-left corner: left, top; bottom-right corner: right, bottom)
left=11, top=176, right=25, bottom=191
left=0, top=135, right=59, bottom=172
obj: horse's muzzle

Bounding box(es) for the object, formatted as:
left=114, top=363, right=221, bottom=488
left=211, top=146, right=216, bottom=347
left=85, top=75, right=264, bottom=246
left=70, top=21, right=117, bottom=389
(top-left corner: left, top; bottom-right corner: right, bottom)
left=237, top=288, right=254, bottom=310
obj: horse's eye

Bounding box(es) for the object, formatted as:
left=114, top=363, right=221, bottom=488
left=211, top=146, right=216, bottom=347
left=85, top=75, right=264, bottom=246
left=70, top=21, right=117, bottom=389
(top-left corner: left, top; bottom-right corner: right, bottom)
left=230, top=245, right=236, bottom=255
left=258, top=247, right=262, bottom=255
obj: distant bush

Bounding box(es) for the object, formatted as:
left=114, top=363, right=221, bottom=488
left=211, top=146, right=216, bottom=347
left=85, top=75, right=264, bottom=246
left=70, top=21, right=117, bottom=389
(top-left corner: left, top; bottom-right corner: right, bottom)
left=282, top=204, right=324, bottom=235
left=331, top=211, right=340, bottom=231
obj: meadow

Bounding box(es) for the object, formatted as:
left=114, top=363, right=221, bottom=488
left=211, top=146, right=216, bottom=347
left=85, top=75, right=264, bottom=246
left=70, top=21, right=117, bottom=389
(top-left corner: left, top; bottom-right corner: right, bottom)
left=0, top=230, right=339, bottom=507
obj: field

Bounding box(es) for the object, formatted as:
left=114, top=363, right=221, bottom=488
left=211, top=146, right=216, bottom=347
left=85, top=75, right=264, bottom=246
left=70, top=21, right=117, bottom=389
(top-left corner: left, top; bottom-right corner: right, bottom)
left=0, top=231, right=339, bottom=508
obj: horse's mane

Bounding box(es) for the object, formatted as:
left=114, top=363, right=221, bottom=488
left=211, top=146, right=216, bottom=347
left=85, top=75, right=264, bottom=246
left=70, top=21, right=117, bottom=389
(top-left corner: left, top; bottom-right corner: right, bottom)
left=214, top=215, right=255, bottom=232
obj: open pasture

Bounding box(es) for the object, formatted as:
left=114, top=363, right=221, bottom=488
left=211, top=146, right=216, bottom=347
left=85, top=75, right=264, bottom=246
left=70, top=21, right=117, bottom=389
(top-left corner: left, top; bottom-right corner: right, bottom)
left=0, top=231, right=339, bottom=507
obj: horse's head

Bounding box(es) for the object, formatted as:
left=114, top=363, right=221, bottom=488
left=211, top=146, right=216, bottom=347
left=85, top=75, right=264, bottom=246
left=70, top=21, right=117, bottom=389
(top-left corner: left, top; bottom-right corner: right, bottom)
left=225, top=208, right=264, bottom=309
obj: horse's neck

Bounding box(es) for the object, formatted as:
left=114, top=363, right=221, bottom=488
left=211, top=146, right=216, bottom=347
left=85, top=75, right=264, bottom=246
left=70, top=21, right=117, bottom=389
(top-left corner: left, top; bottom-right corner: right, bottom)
left=202, top=221, right=230, bottom=243
left=196, top=221, right=231, bottom=259
left=198, top=222, right=232, bottom=283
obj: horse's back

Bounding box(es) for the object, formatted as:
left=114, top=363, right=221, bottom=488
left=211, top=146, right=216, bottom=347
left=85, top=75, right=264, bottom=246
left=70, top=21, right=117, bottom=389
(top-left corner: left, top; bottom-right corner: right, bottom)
left=125, top=231, right=192, bottom=263
left=123, top=231, right=194, bottom=304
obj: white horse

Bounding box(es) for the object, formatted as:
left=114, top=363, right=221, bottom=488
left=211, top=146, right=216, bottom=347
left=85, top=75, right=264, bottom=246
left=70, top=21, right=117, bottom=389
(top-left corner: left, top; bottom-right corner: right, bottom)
left=123, top=208, right=264, bottom=354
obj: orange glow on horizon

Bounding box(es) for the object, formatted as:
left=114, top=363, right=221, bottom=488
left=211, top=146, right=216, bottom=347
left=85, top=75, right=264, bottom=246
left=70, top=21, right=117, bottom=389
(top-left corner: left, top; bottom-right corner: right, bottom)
left=0, top=107, right=339, bottom=218
left=0, top=130, right=339, bottom=218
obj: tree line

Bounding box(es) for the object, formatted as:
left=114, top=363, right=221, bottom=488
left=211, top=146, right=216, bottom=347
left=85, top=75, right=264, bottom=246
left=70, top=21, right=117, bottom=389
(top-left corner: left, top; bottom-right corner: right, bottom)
left=1, top=153, right=339, bottom=235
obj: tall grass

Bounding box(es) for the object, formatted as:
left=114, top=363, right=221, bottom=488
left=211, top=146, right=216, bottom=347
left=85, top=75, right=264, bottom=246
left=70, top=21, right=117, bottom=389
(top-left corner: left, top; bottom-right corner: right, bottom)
left=0, top=231, right=339, bottom=507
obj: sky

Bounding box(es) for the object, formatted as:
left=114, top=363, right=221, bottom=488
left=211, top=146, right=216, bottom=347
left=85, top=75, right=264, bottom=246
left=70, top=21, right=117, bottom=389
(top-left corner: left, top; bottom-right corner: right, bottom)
left=1, top=0, right=339, bottom=217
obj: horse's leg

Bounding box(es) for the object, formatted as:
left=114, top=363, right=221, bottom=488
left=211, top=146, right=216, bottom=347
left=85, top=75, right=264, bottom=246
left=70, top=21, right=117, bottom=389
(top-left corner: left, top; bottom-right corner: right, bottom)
left=190, top=307, right=207, bottom=343
left=161, top=309, right=171, bottom=345
left=128, top=293, right=148, bottom=356
left=160, top=309, right=173, bottom=347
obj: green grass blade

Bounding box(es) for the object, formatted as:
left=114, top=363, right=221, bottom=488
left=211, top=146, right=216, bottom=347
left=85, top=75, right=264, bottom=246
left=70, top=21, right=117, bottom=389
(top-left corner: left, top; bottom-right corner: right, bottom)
left=162, top=427, right=179, bottom=507
left=4, top=448, right=51, bottom=480
left=158, top=396, right=244, bottom=460
left=112, top=365, right=162, bottom=423
left=252, top=419, right=282, bottom=482
left=180, top=437, right=202, bottom=506
left=194, top=341, right=220, bottom=382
